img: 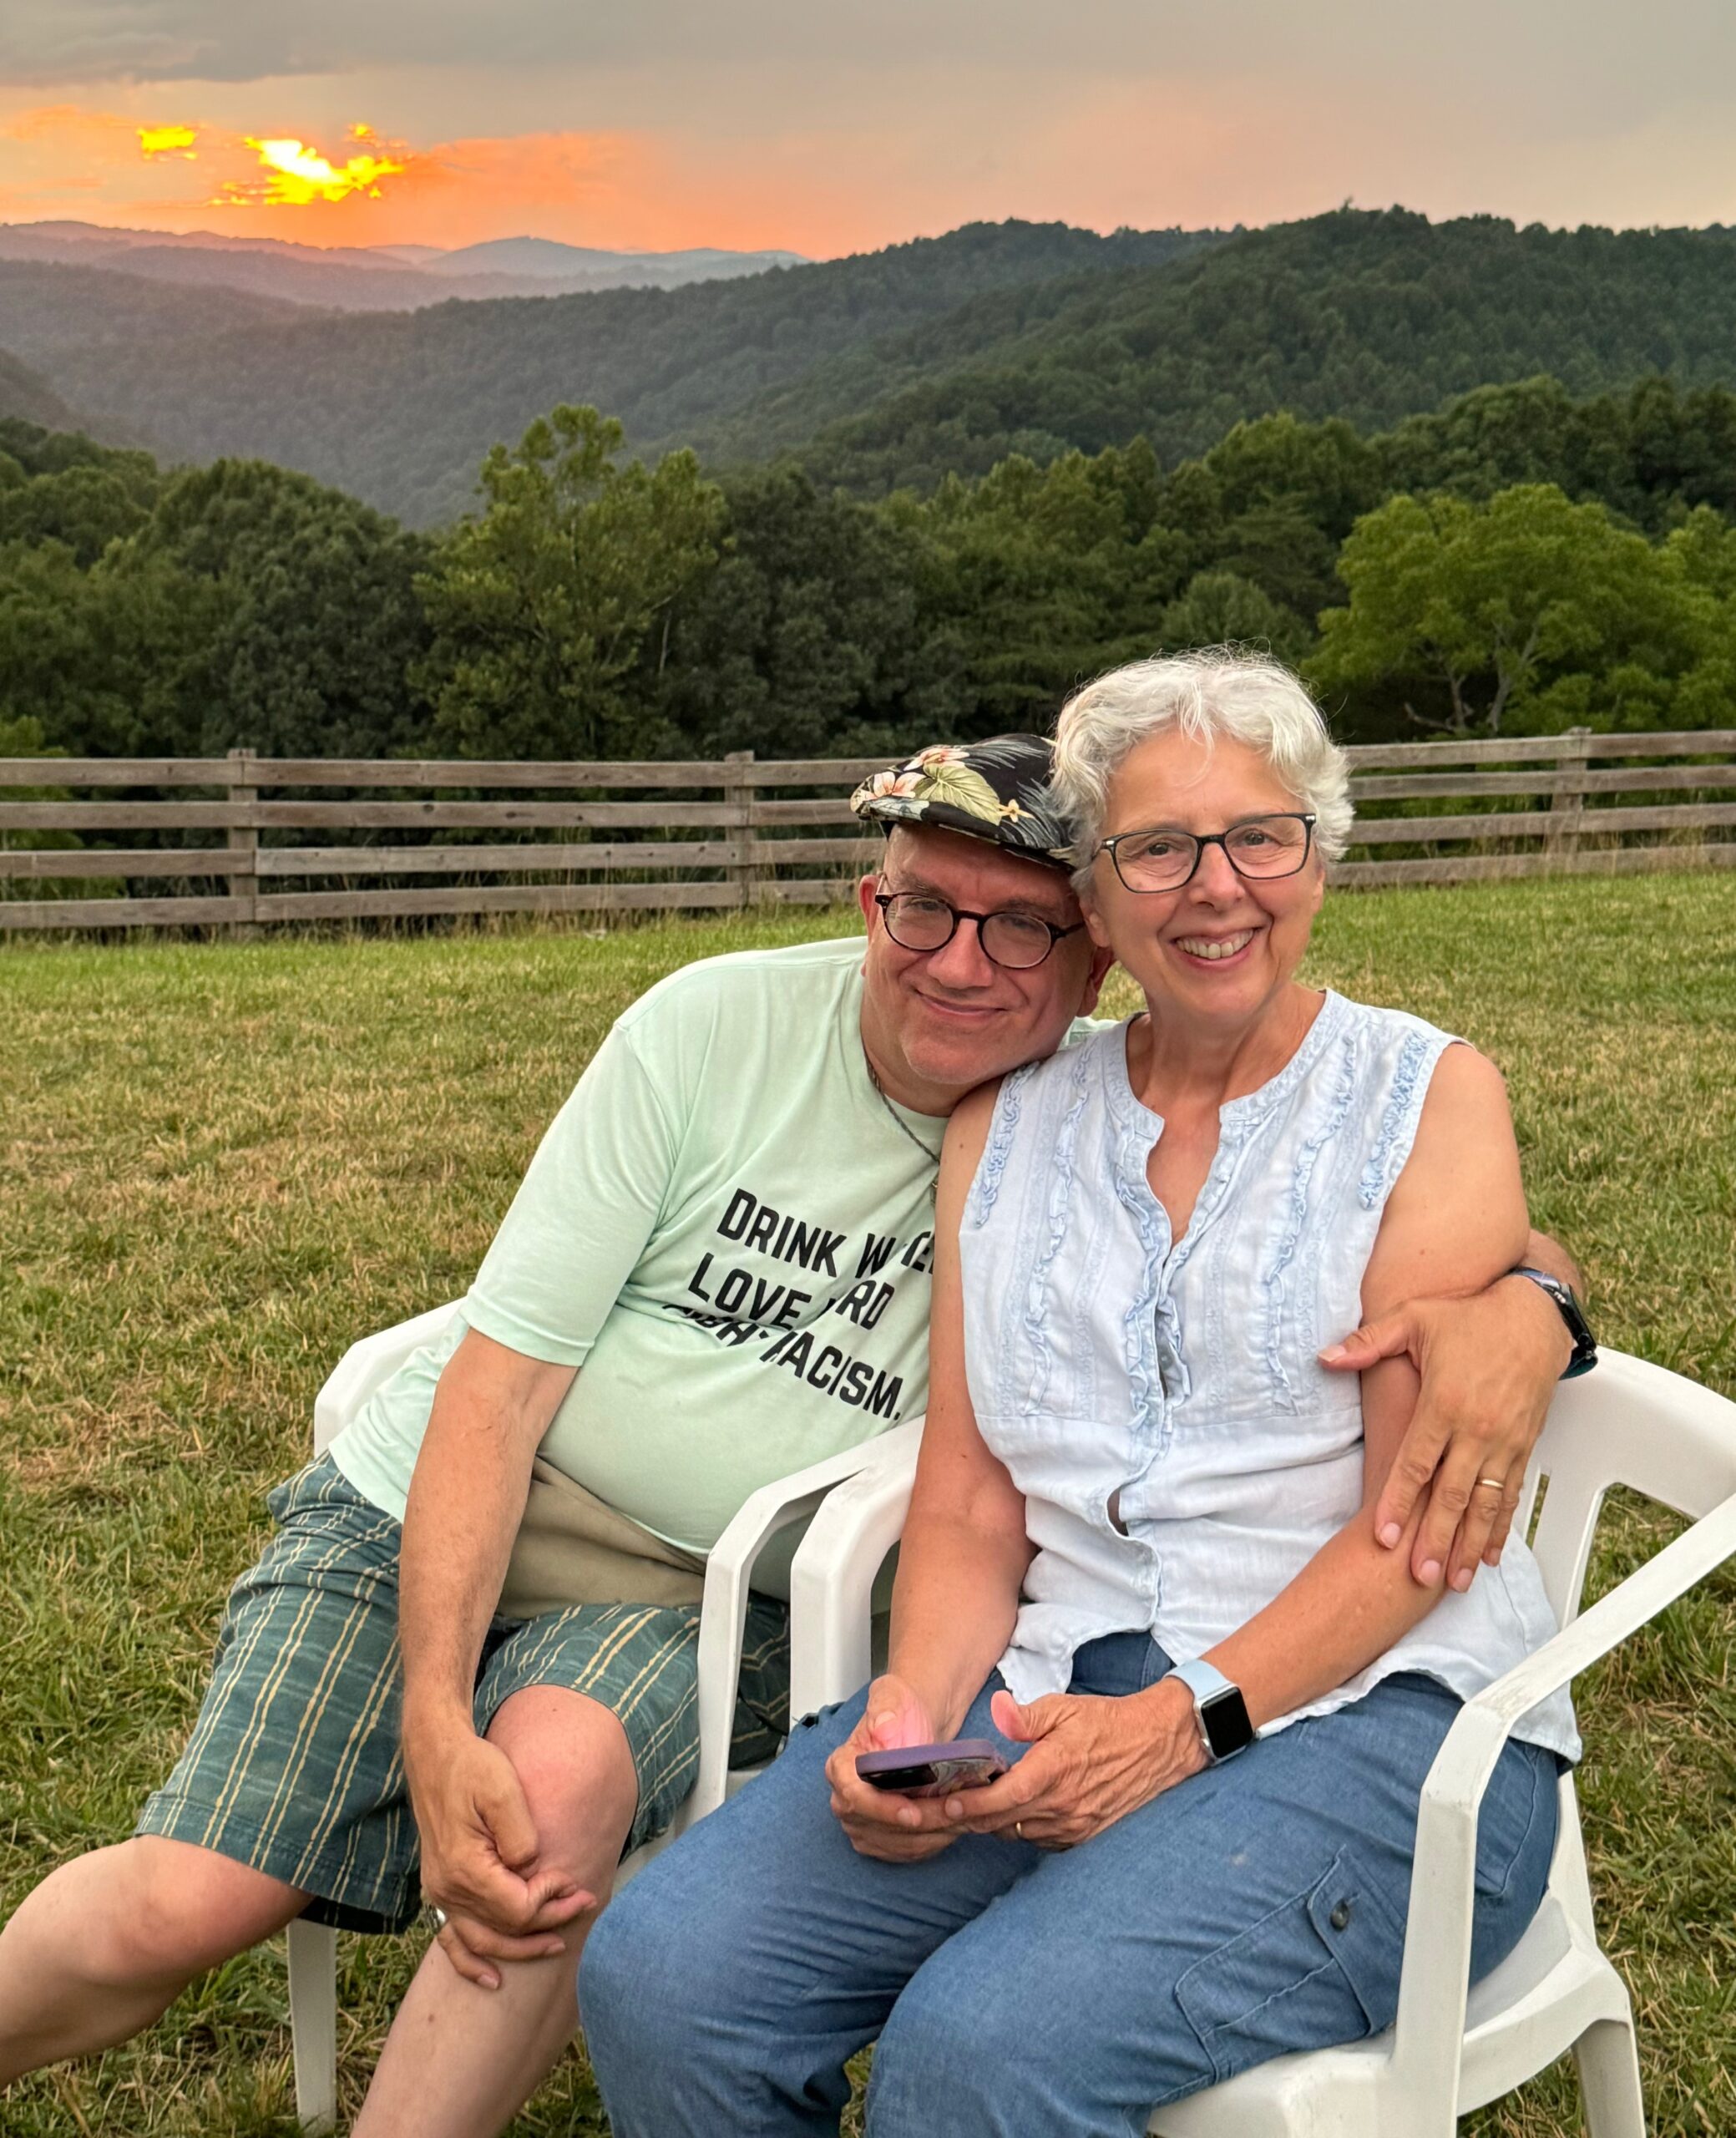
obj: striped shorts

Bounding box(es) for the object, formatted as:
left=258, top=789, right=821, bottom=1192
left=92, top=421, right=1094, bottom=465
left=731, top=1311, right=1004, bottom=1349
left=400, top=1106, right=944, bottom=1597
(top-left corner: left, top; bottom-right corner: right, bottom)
left=134, top=1454, right=790, bottom=1934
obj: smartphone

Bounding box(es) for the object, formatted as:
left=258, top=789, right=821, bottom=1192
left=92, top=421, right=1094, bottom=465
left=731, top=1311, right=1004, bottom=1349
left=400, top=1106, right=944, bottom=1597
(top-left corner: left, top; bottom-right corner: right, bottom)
left=855, top=1738, right=1006, bottom=1798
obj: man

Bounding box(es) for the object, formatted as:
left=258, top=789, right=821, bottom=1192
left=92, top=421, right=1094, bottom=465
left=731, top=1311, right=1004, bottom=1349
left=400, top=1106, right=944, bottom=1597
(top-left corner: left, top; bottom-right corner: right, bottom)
left=0, top=737, right=1587, bottom=2135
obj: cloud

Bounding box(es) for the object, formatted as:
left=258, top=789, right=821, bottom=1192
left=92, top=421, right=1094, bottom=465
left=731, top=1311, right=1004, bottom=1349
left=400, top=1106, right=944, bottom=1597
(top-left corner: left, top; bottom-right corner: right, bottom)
left=3, top=0, right=1735, bottom=117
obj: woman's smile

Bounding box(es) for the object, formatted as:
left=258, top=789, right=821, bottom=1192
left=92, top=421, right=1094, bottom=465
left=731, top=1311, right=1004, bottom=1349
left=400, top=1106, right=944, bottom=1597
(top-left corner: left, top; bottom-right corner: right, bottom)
left=1170, top=926, right=1258, bottom=965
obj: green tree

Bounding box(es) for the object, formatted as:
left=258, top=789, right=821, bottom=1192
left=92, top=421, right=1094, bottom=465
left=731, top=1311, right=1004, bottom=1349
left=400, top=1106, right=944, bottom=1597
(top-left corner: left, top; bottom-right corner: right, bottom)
left=897, top=444, right=1190, bottom=735
left=1158, top=571, right=1312, bottom=663
left=650, top=465, right=943, bottom=758
left=0, top=458, right=431, bottom=759
left=418, top=405, right=726, bottom=759
left=0, top=462, right=154, bottom=565
left=1650, top=507, right=1736, bottom=732
left=1309, top=485, right=1686, bottom=735
left=131, top=459, right=435, bottom=757
left=0, top=536, right=217, bottom=757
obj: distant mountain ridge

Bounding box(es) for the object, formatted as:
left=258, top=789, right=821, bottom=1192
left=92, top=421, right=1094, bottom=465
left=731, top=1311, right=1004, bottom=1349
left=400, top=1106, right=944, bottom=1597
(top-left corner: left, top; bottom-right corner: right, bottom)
left=0, top=220, right=1218, bottom=522
left=0, top=347, right=89, bottom=434
left=418, top=236, right=807, bottom=279
left=14, top=209, right=1736, bottom=532
left=0, top=220, right=809, bottom=311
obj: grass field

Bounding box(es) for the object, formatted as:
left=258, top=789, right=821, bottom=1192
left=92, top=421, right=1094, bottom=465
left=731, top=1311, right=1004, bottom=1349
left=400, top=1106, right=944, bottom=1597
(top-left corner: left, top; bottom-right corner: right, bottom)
left=3, top=874, right=1734, bottom=2138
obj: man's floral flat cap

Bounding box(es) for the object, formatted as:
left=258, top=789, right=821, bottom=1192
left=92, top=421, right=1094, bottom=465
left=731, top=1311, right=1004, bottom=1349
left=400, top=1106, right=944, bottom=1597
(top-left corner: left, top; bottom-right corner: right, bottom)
left=849, top=734, right=1075, bottom=871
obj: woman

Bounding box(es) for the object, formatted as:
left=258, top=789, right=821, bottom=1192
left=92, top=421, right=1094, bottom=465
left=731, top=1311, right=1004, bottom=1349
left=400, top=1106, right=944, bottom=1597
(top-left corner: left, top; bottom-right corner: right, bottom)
left=581, top=651, right=1577, bottom=2137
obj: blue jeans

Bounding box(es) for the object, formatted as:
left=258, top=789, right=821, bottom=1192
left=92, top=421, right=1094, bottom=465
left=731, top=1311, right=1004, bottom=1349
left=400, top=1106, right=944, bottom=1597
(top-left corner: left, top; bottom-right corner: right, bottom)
left=581, top=1634, right=1559, bottom=2138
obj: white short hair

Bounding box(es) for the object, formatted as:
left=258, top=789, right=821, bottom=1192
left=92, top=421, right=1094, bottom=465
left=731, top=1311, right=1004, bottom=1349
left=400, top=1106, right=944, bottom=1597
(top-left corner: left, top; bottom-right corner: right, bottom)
left=1050, top=649, right=1354, bottom=885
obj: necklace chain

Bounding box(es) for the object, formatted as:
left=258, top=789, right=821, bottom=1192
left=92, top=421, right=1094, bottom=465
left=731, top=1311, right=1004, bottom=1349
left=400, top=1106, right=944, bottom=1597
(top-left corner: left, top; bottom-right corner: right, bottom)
left=864, top=1054, right=944, bottom=1193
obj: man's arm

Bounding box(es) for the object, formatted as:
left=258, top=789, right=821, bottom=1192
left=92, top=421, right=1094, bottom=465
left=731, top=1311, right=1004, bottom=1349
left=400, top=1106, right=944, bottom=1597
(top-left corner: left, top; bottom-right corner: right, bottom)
left=398, top=1327, right=581, bottom=1989
left=1319, top=1224, right=1583, bottom=1589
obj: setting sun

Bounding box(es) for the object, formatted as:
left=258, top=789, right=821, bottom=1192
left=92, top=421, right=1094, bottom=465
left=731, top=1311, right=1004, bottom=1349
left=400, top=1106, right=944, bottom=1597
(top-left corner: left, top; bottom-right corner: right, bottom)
left=216, top=123, right=407, bottom=208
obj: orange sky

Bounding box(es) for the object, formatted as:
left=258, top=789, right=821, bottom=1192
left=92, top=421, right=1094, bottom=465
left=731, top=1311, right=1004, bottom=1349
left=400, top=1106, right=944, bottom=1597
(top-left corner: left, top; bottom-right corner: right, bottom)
left=3, top=3, right=1736, bottom=260
left=0, top=107, right=752, bottom=251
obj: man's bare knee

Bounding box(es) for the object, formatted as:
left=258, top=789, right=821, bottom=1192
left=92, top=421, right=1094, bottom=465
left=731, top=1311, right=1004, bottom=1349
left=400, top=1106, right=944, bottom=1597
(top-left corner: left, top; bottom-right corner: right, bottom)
left=484, top=1689, right=638, bottom=1871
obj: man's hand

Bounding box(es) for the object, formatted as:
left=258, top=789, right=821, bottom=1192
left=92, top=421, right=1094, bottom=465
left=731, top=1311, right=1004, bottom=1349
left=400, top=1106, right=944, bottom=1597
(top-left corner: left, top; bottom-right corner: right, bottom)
left=1320, top=1276, right=1573, bottom=1590
left=405, top=1725, right=594, bottom=1989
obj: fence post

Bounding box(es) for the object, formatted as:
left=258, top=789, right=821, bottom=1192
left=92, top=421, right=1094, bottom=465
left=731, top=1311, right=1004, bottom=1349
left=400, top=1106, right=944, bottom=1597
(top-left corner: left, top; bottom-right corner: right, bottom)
left=226, top=747, right=261, bottom=940
left=722, top=750, right=765, bottom=907
left=1543, top=727, right=1591, bottom=867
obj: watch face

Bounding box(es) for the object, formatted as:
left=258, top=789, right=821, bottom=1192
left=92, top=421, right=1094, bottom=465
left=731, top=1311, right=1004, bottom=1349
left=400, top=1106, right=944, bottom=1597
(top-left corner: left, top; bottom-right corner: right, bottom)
left=1200, top=1686, right=1256, bottom=1760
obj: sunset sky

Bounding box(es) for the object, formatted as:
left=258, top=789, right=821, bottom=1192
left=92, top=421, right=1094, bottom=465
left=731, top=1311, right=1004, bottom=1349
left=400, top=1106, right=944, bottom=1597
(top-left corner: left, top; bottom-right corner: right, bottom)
left=3, top=0, right=1736, bottom=258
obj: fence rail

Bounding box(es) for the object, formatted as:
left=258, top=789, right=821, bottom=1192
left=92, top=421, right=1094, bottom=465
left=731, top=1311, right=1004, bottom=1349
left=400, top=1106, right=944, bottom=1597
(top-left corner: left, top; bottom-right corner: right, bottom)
left=3, top=731, right=1733, bottom=934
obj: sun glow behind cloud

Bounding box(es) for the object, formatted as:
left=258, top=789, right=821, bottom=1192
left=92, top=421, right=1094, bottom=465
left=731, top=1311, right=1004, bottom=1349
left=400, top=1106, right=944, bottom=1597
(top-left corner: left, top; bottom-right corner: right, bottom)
left=1, top=104, right=681, bottom=247
left=211, top=122, right=408, bottom=207
left=138, top=123, right=199, bottom=160
left=5, top=6, right=1736, bottom=258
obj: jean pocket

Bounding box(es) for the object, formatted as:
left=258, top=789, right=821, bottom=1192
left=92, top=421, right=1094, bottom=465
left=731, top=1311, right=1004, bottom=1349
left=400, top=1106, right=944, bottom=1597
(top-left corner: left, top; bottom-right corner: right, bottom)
left=1176, top=1844, right=1408, bottom=2085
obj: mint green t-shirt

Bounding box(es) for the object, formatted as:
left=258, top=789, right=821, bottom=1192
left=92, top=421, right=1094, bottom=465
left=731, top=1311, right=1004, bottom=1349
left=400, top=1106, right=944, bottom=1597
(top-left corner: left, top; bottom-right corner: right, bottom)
left=329, top=938, right=959, bottom=1559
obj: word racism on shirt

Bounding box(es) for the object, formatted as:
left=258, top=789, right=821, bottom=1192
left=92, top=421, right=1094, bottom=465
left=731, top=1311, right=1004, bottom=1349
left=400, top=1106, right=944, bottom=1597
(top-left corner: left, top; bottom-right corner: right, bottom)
left=668, top=1184, right=934, bottom=1420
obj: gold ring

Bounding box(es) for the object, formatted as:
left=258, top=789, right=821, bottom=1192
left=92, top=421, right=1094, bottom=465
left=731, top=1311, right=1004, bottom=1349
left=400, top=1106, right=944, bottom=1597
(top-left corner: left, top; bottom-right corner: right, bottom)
left=1015, top=1821, right=1025, bottom=1840
left=1475, top=1476, right=1506, bottom=1492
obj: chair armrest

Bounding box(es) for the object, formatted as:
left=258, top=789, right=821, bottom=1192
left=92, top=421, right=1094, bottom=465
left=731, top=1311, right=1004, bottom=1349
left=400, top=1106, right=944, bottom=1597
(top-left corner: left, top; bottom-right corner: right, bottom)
left=686, top=1418, right=927, bottom=1824
left=311, top=1303, right=459, bottom=1454
left=787, top=1421, right=924, bottom=1716
left=1390, top=1482, right=1736, bottom=2098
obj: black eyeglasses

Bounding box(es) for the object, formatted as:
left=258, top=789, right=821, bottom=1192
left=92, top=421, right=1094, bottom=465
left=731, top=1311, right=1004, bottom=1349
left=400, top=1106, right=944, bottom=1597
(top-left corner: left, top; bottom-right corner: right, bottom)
left=873, top=892, right=1085, bottom=970
left=1096, top=813, right=1317, bottom=894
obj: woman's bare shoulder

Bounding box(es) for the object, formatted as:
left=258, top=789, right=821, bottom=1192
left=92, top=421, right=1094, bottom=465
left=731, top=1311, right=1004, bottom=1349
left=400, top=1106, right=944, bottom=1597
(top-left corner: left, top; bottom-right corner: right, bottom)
left=944, top=1078, right=1003, bottom=1165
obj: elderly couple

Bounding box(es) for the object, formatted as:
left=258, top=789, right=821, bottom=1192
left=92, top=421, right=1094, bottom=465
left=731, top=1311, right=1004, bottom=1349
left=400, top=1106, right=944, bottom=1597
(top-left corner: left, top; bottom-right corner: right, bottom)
left=2, top=651, right=1591, bottom=2135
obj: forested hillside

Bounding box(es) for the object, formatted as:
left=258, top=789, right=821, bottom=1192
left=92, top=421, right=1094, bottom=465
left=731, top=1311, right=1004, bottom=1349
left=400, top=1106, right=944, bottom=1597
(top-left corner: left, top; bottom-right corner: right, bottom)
left=8, top=370, right=1736, bottom=772
left=771, top=210, right=1736, bottom=490
left=0, top=350, right=87, bottom=433
left=10, top=210, right=1736, bottom=532
left=0, top=222, right=1216, bottom=526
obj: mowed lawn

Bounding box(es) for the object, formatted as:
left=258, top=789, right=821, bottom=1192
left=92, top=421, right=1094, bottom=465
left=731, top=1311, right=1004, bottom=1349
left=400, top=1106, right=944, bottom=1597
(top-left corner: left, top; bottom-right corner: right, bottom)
left=3, top=874, right=1733, bottom=2138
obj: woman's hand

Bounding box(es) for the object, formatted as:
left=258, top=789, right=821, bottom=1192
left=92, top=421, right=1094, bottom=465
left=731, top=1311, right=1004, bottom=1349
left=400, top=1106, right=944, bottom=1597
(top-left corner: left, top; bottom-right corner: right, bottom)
left=825, top=1674, right=964, bottom=1863
left=949, top=1681, right=1207, bottom=1850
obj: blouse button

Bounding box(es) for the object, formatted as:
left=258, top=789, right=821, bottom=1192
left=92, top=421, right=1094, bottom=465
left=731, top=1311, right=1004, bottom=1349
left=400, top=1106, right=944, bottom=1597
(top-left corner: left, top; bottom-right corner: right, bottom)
left=1329, top=1900, right=1353, bottom=1932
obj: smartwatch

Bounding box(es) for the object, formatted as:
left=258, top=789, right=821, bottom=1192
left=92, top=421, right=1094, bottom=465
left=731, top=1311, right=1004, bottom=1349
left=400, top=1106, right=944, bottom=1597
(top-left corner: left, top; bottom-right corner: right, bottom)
left=1169, top=1658, right=1256, bottom=1764
left=1507, top=1266, right=1598, bottom=1379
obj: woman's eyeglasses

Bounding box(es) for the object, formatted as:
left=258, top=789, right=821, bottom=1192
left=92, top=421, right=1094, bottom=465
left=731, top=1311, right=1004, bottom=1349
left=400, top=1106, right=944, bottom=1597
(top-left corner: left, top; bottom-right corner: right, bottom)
left=873, top=893, right=1085, bottom=970
left=1096, top=814, right=1317, bottom=894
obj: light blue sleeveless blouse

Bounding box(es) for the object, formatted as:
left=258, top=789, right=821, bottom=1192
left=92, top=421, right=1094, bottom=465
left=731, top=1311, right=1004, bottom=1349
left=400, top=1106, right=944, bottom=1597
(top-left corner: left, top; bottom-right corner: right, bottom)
left=960, top=990, right=1579, bottom=1761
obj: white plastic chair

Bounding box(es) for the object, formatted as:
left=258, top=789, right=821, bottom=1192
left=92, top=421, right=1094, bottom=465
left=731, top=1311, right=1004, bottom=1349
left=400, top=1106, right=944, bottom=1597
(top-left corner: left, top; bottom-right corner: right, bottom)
left=785, top=1347, right=1736, bottom=2138
left=286, top=1303, right=923, bottom=2130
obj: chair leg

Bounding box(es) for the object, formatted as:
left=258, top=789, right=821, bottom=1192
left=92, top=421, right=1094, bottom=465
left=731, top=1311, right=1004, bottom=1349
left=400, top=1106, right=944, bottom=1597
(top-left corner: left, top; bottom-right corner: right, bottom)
left=286, top=1917, right=339, bottom=2133
left=1574, top=2015, right=1646, bottom=2138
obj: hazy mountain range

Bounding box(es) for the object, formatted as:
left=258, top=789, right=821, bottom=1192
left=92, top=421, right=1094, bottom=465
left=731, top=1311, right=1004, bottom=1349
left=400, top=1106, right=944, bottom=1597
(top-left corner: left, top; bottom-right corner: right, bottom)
left=0, top=220, right=1216, bottom=519
left=0, top=220, right=807, bottom=311
left=0, top=346, right=84, bottom=432
left=8, top=210, right=1736, bottom=529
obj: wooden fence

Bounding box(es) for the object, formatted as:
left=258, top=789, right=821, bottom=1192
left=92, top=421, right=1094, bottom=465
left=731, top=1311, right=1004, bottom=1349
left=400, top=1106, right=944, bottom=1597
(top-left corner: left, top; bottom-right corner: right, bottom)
left=2, top=730, right=1733, bottom=934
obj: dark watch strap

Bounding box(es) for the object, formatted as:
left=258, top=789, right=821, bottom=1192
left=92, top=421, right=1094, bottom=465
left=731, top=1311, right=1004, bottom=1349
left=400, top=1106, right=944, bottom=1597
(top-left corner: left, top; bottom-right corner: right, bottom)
left=1508, top=1265, right=1597, bottom=1379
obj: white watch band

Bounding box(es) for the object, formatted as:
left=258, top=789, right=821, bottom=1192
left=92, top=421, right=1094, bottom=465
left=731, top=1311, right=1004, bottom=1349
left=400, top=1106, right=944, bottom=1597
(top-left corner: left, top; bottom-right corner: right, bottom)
left=1170, top=1657, right=1236, bottom=1707
left=1169, top=1657, right=1246, bottom=1764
